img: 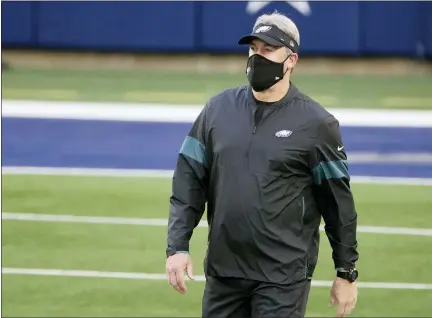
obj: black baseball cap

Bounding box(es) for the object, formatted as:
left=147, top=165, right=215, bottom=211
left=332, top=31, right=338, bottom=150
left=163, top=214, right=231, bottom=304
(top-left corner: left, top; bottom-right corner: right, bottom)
left=238, top=24, right=299, bottom=53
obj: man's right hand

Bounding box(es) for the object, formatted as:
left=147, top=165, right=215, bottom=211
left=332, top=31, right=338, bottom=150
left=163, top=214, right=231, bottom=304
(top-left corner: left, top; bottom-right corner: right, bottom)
left=166, top=252, right=194, bottom=294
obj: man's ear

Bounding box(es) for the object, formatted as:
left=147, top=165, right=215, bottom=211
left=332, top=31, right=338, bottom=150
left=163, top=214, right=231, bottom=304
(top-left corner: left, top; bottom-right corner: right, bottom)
left=288, top=52, right=298, bottom=68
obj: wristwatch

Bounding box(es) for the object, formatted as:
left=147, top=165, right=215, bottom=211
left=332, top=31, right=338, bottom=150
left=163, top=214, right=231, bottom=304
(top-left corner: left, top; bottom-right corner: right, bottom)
left=337, top=268, right=358, bottom=283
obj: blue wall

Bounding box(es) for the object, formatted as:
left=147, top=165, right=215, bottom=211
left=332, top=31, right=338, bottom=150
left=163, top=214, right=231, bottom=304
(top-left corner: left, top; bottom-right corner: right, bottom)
left=2, top=1, right=432, bottom=56
left=1, top=1, right=35, bottom=46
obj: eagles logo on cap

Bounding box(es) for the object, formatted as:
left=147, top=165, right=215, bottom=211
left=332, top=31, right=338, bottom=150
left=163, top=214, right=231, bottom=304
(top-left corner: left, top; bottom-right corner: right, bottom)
left=254, top=25, right=272, bottom=33
left=238, top=24, right=299, bottom=53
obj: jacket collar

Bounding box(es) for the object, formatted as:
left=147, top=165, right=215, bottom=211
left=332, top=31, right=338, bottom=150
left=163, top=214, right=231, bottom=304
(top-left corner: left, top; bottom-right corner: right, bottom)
left=247, top=81, right=300, bottom=108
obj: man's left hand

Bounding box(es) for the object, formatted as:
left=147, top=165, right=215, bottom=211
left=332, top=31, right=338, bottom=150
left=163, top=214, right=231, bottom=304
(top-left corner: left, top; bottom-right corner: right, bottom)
left=330, top=277, right=358, bottom=317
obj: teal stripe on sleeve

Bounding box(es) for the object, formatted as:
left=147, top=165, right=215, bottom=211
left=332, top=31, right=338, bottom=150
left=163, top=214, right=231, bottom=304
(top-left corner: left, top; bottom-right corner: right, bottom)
left=180, top=136, right=207, bottom=167
left=312, top=160, right=349, bottom=185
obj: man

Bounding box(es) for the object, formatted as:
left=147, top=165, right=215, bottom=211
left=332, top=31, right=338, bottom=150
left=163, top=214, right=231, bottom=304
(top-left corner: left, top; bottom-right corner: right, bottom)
left=166, top=11, right=359, bottom=318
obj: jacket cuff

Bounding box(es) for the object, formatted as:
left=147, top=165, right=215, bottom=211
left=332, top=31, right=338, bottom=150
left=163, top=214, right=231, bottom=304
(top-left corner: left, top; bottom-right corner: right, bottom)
left=334, top=262, right=356, bottom=270
left=166, top=245, right=190, bottom=257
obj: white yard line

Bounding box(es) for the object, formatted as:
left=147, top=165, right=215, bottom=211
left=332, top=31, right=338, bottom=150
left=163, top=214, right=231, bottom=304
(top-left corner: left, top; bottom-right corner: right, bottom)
left=3, top=166, right=432, bottom=186
left=1, top=100, right=202, bottom=123
left=3, top=100, right=432, bottom=127
left=346, top=152, right=432, bottom=164
left=2, top=166, right=175, bottom=178
left=2, top=267, right=432, bottom=290
left=3, top=212, right=432, bottom=237
left=348, top=175, right=432, bottom=186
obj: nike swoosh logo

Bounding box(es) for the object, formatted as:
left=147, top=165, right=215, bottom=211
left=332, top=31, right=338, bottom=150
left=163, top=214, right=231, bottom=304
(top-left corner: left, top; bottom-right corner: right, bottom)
left=337, top=146, right=344, bottom=151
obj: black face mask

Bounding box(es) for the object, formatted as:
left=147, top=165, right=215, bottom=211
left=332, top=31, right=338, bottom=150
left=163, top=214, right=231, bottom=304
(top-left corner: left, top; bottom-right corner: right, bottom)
left=246, top=53, right=291, bottom=92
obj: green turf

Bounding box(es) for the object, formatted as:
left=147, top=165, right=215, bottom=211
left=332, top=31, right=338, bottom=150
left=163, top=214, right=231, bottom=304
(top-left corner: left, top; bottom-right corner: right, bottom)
left=2, top=174, right=432, bottom=317
left=2, top=220, right=432, bottom=284
left=1, top=175, right=172, bottom=218
left=3, top=275, right=431, bottom=317
left=3, top=68, right=432, bottom=109
left=2, top=174, right=432, bottom=228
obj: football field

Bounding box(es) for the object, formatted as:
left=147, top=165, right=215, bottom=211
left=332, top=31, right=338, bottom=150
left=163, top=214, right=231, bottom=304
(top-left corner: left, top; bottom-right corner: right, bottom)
left=2, top=69, right=432, bottom=317
left=2, top=174, right=432, bottom=317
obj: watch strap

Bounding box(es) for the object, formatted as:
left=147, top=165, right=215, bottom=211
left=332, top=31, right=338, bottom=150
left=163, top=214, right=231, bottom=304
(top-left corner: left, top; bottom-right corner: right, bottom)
left=337, top=268, right=358, bottom=282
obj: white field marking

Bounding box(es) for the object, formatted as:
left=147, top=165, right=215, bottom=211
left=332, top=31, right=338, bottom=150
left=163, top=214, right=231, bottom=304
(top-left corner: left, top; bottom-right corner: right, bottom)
left=346, top=152, right=432, bottom=164
left=2, top=267, right=432, bottom=290
left=3, top=100, right=432, bottom=127
left=3, top=213, right=432, bottom=237
left=1, top=100, right=201, bottom=124
left=3, top=166, right=432, bottom=186
left=349, top=175, right=432, bottom=186
left=1, top=166, right=175, bottom=178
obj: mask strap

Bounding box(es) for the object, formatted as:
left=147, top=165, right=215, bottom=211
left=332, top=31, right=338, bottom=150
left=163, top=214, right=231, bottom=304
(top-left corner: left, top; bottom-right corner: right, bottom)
left=282, top=53, right=293, bottom=76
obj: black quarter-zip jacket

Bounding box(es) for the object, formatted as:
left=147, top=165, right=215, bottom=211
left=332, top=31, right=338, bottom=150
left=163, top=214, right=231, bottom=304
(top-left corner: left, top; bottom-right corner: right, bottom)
left=167, top=83, right=359, bottom=284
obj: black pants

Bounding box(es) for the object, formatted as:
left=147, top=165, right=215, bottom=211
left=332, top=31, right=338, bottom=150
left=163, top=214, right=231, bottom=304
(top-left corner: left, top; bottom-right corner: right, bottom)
left=202, top=276, right=311, bottom=318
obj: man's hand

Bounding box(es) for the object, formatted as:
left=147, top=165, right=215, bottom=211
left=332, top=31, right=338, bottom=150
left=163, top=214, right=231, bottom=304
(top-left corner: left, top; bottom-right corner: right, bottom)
left=166, top=253, right=194, bottom=294
left=330, top=277, right=358, bottom=317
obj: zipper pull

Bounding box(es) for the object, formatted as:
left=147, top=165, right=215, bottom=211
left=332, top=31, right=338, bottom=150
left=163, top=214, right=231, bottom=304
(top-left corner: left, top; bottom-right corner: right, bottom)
left=252, top=126, right=257, bottom=134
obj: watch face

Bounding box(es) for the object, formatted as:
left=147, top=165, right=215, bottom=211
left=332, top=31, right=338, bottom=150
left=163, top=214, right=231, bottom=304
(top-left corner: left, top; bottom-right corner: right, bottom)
left=351, top=270, right=358, bottom=281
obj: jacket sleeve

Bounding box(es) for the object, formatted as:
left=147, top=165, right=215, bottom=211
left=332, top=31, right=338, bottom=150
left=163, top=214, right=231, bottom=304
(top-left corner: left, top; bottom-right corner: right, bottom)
left=310, top=115, right=359, bottom=270
left=166, top=104, right=210, bottom=257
